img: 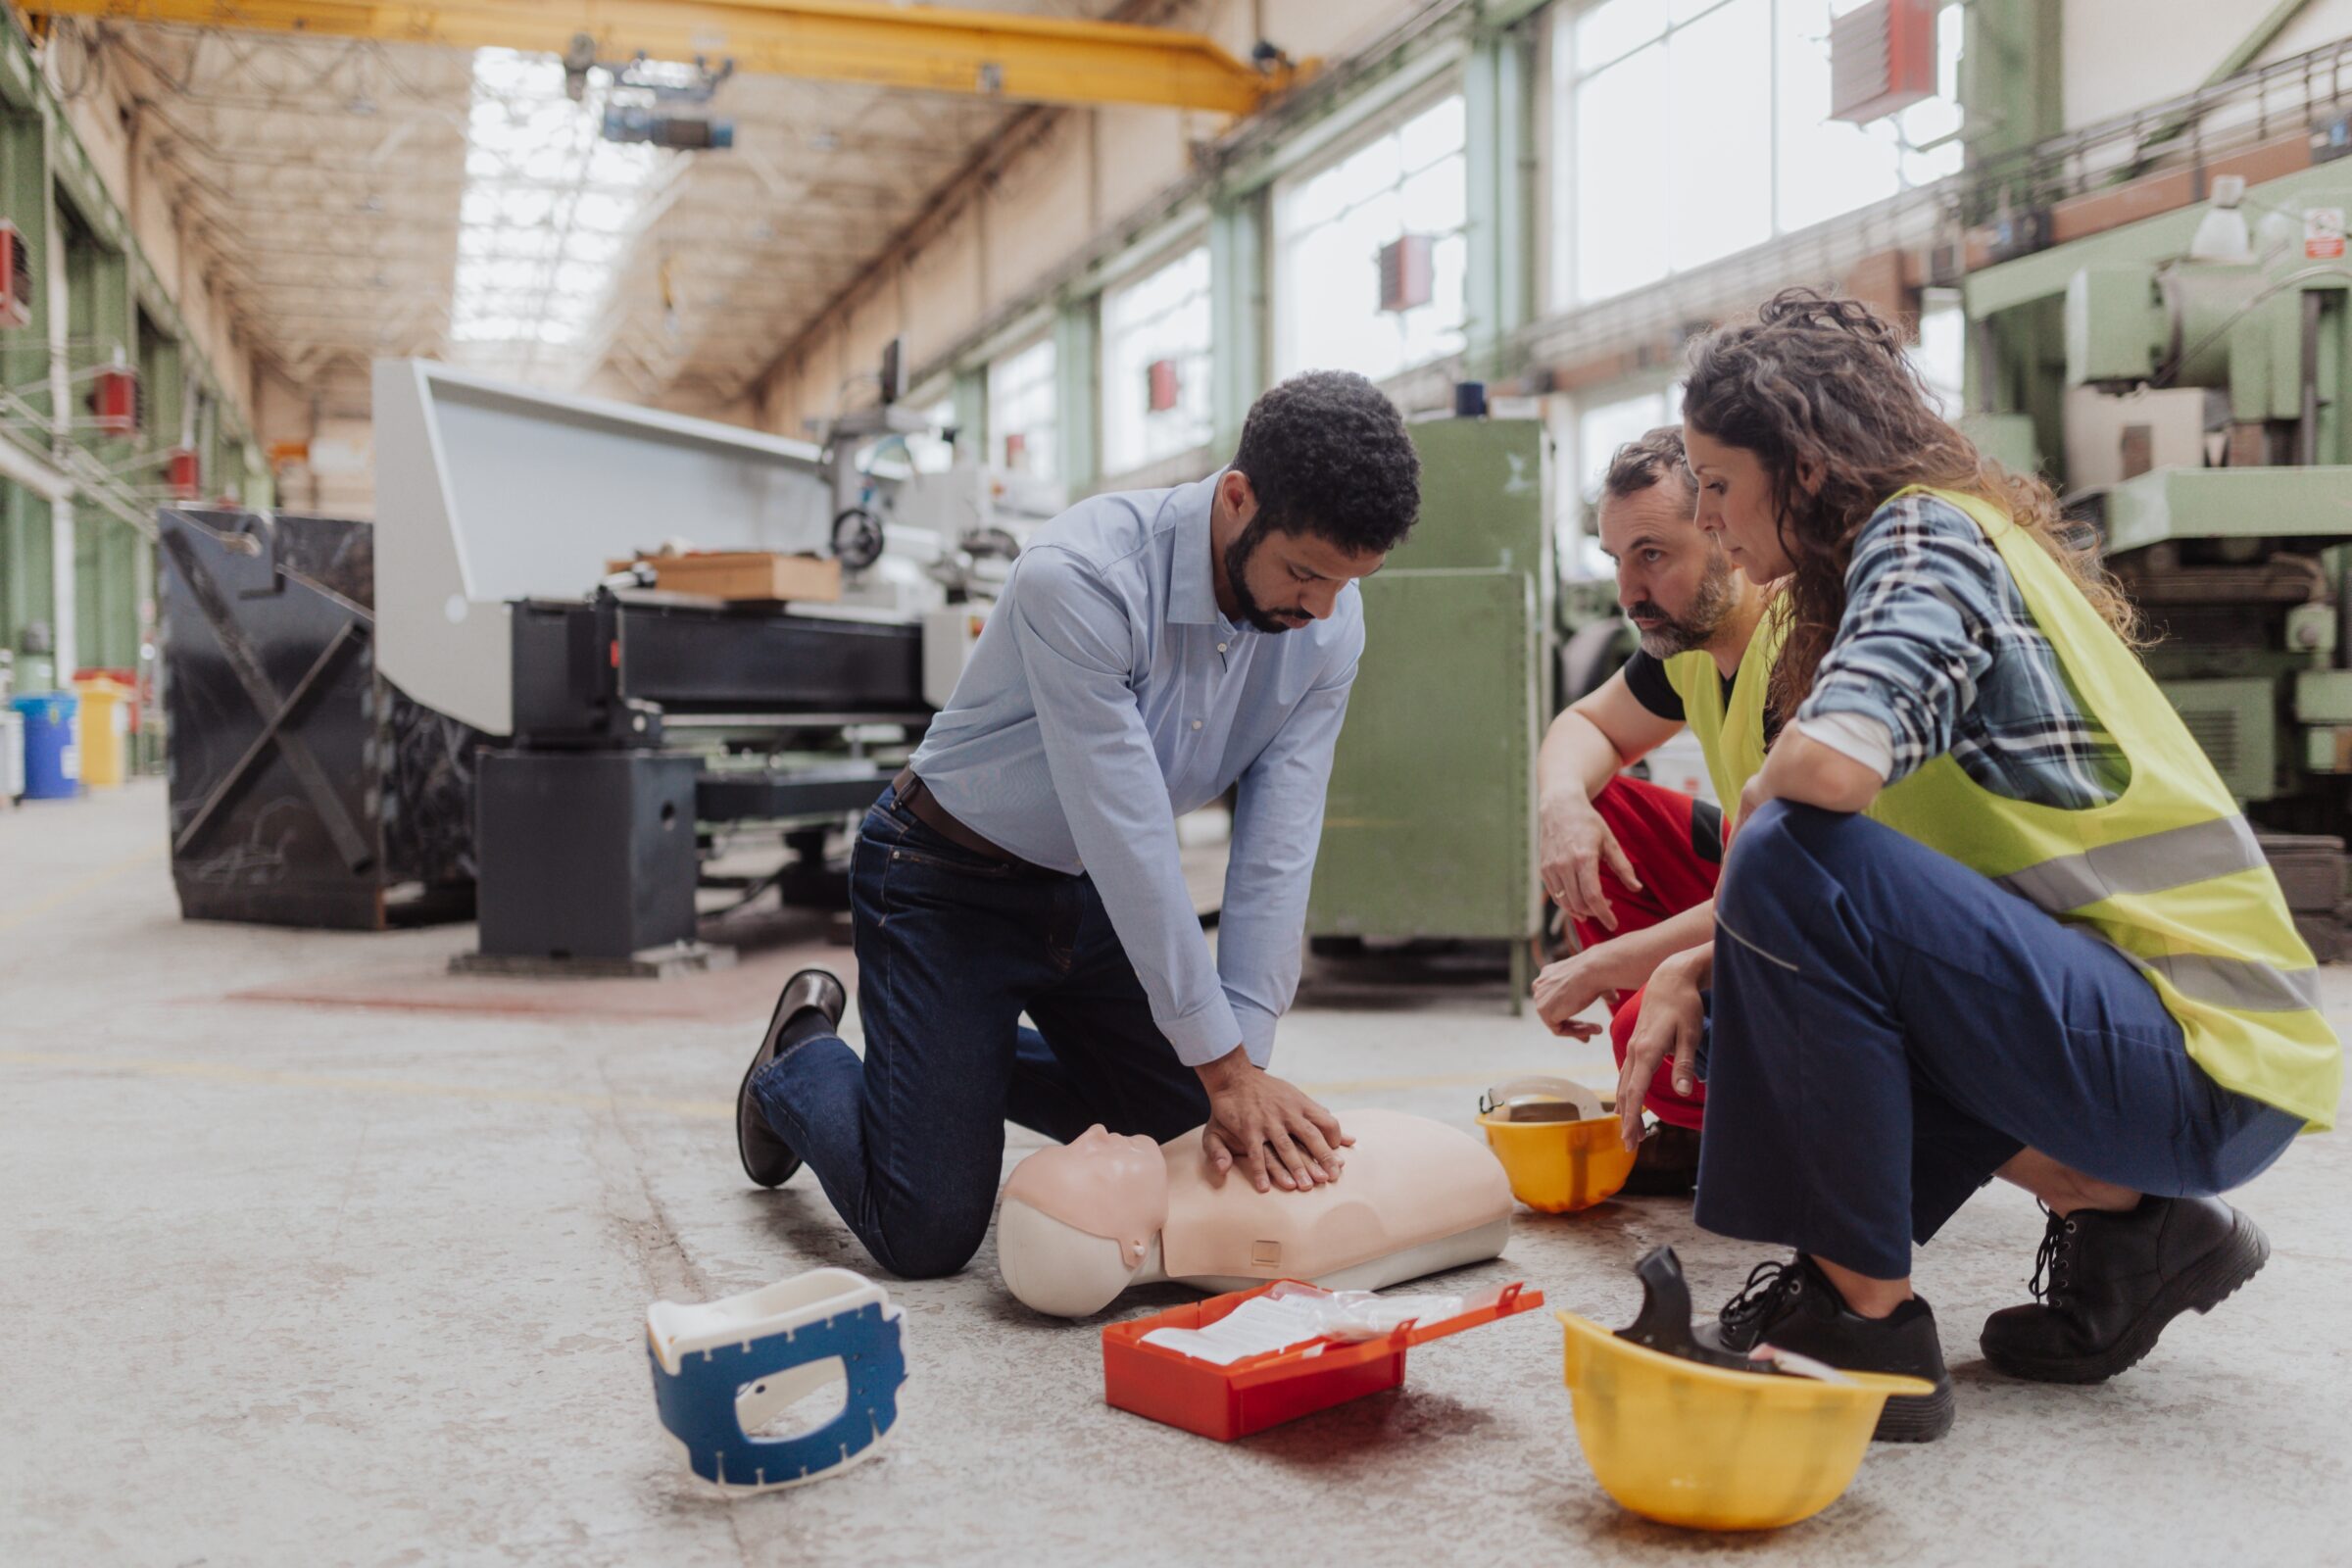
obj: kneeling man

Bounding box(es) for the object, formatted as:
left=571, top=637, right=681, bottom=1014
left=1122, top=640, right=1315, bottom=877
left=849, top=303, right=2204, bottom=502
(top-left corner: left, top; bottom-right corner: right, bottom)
left=734, top=372, right=1420, bottom=1279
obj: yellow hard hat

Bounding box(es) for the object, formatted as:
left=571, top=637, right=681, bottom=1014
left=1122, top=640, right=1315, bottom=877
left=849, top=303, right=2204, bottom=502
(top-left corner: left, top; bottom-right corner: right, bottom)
left=1476, top=1077, right=1636, bottom=1212
left=1555, top=1249, right=1936, bottom=1531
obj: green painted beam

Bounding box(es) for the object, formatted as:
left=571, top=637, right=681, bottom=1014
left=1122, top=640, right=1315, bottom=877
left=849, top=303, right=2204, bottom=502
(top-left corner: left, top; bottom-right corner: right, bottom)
left=1053, top=298, right=1099, bottom=494
left=1960, top=0, right=2064, bottom=187
left=1207, top=192, right=1262, bottom=456
left=1463, top=22, right=1535, bottom=381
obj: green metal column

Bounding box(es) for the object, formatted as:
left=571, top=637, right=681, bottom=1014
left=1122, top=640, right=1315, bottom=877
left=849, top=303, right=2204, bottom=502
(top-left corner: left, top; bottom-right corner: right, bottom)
left=1960, top=0, right=2064, bottom=174
left=1053, top=297, right=1099, bottom=495
left=1463, top=18, right=1537, bottom=380
left=1207, top=191, right=1264, bottom=456
left=0, top=110, right=49, bottom=428
left=951, top=366, right=986, bottom=464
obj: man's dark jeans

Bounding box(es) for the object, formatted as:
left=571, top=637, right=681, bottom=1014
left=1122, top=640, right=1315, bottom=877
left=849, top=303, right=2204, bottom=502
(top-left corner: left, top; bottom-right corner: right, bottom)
left=750, top=784, right=1209, bottom=1279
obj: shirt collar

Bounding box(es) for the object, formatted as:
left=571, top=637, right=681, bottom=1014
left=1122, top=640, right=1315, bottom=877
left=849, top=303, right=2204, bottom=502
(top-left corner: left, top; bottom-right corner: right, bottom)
left=1168, top=468, right=1227, bottom=627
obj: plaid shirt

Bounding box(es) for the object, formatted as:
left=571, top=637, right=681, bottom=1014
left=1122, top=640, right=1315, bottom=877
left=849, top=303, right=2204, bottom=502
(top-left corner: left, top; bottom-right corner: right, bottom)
left=1798, top=493, right=2131, bottom=809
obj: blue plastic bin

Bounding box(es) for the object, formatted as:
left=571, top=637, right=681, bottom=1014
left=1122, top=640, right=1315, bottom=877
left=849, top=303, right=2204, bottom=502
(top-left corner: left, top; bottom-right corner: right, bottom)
left=13, top=692, right=80, bottom=800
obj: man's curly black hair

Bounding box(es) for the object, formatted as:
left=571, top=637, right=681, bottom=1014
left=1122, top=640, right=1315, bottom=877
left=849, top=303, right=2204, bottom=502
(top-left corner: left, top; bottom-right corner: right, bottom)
left=1230, top=370, right=1419, bottom=555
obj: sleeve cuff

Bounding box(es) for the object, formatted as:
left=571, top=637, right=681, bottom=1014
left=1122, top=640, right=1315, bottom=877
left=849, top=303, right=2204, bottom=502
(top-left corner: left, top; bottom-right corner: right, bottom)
left=1226, top=997, right=1279, bottom=1068
left=1159, top=995, right=1248, bottom=1068
left=1795, top=711, right=1894, bottom=780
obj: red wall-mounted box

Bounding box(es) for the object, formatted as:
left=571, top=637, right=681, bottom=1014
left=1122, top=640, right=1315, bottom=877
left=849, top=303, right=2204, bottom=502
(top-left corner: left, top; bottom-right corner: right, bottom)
left=1102, top=1279, right=1544, bottom=1442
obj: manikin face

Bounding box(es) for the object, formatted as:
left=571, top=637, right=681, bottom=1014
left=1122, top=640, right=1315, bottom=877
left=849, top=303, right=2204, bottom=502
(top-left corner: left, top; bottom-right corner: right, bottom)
left=1215, top=471, right=1389, bottom=634
left=997, top=1125, right=1172, bottom=1318
left=1596, top=477, right=1739, bottom=658
left=1685, top=423, right=1797, bottom=583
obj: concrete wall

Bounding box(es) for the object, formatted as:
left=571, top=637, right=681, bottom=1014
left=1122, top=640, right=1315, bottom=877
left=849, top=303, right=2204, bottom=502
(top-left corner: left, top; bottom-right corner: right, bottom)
left=45, top=44, right=260, bottom=424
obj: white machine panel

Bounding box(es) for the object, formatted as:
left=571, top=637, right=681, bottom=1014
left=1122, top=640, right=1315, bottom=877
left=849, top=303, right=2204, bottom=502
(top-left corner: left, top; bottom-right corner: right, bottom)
left=371, top=360, right=835, bottom=735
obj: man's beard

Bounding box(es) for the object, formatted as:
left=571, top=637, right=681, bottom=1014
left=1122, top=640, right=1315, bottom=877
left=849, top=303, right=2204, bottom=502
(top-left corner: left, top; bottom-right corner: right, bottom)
left=1628, top=556, right=1736, bottom=658
left=1224, top=517, right=1311, bottom=634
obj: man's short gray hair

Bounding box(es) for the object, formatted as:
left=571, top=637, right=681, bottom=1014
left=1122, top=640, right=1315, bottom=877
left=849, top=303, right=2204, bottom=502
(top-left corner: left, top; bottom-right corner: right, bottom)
left=1600, top=424, right=1693, bottom=504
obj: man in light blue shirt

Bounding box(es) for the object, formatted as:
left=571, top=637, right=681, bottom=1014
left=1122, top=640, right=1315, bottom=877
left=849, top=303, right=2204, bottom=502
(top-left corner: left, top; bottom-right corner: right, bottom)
left=732, top=371, right=1421, bottom=1280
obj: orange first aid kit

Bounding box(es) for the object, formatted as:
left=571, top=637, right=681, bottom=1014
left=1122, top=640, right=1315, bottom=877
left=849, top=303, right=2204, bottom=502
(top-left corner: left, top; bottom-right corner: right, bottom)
left=1101, top=1279, right=1544, bottom=1441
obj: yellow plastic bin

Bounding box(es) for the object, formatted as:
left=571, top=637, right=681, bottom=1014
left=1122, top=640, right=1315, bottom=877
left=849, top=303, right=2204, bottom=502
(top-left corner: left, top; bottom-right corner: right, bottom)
left=73, top=676, right=130, bottom=789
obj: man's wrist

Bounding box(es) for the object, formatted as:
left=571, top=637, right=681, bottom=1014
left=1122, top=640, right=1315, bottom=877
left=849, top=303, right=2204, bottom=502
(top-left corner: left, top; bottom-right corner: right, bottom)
left=1195, top=1044, right=1254, bottom=1089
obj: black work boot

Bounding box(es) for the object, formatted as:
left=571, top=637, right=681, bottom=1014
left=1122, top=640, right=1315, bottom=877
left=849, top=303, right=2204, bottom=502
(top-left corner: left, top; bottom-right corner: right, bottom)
left=1980, top=1197, right=2270, bottom=1384
left=736, top=967, right=848, bottom=1188
left=1620, top=1122, right=1701, bottom=1199
left=1698, top=1255, right=1955, bottom=1443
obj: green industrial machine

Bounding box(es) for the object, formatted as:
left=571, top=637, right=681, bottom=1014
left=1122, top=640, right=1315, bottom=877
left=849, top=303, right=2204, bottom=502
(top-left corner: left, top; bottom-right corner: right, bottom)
left=1305, top=413, right=1554, bottom=1005
left=1966, top=164, right=2352, bottom=949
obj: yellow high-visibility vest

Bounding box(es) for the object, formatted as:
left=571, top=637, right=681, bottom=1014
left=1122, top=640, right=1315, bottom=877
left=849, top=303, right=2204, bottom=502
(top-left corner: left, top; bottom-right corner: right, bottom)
left=1663, top=594, right=1790, bottom=812
left=1854, top=486, right=2338, bottom=1129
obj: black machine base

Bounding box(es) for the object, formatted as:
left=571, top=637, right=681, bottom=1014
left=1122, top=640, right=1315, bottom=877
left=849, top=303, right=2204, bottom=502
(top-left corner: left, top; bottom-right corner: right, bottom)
left=474, top=749, right=702, bottom=961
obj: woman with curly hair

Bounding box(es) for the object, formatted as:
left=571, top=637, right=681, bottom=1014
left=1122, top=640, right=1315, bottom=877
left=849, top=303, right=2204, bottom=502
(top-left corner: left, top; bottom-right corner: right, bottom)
left=1617, top=287, right=2339, bottom=1444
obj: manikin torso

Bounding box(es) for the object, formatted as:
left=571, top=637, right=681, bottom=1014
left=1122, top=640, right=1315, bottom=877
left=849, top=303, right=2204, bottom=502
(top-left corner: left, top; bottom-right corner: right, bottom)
left=997, top=1108, right=1514, bottom=1317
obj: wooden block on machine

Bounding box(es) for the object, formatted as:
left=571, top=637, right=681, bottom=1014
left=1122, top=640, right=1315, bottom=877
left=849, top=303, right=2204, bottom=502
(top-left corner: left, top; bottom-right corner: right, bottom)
left=607, top=552, right=842, bottom=602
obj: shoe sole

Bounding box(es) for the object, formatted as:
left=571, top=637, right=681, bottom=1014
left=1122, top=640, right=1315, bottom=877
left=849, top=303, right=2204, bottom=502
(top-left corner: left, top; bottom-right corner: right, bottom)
left=1871, top=1378, right=1956, bottom=1444
left=1983, top=1209, right=2271, bottom=1385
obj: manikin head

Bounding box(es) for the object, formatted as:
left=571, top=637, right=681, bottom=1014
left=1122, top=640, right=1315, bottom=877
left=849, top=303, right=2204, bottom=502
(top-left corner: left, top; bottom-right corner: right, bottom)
left=1594, top=424, right=1742, bottom=660
left=997, top=1126, right=1170, bottom=1318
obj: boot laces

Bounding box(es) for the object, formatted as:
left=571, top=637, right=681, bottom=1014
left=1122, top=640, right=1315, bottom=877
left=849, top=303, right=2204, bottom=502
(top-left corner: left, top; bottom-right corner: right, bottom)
left=1719, top=1258, right=1805, bottom=1344
left=2029, top=1203, right=2081, bottom=1303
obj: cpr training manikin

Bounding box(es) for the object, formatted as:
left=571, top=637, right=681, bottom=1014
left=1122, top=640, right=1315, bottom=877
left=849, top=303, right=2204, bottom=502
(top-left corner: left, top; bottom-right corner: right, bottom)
left=996, top=1108, right=1515, bottom=1316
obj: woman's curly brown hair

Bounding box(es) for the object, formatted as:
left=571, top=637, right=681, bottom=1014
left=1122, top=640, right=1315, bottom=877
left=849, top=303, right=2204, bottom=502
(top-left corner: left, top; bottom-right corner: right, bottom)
left=1681, top=286, right=2139, bottom=720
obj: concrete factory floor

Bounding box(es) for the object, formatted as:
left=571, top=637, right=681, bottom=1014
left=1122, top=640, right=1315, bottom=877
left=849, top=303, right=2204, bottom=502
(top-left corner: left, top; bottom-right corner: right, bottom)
left=6, top=780, right=2351, bottom=1567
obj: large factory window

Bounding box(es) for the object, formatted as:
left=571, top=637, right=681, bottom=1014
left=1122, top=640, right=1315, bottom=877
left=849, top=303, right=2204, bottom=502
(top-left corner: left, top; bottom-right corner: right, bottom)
left=1563, top=382, right=1683, bottom=580
left=988, top=336, right=1059, bottom=482
left=1101, top=245, right=1213, bottom=479
left=1272, top=92, right=1468, bottom=383
left=1552, top=0, right=1963, bottom=308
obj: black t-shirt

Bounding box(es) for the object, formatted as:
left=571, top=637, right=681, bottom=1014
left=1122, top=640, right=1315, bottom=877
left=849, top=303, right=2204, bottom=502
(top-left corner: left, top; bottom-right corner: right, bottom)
left=1621, top=647, right=1783, bottom=744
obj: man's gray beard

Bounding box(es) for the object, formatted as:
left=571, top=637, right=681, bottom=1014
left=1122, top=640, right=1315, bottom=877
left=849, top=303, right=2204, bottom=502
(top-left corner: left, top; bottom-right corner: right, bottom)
left=1634, top=563, right=1736, bottom=659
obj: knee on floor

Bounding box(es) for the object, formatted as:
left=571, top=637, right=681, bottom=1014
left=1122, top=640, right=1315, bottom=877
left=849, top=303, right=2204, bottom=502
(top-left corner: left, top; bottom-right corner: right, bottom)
left=871, top=1213, right=992, bottom=1282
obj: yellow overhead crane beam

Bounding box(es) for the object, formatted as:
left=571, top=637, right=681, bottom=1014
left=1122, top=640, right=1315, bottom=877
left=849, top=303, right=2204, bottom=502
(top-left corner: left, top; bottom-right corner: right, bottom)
left=14, top=0, right=1311, bottom=117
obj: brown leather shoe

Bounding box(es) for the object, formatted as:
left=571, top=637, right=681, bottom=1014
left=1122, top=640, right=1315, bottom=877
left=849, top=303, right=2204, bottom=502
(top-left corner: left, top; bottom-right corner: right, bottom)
left=736, top=967, right=847, bottom=1188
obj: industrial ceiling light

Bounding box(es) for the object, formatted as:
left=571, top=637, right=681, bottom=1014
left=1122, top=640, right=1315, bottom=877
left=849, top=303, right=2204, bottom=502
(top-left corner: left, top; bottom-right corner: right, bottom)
left=451, top=47, right=662, bottom=375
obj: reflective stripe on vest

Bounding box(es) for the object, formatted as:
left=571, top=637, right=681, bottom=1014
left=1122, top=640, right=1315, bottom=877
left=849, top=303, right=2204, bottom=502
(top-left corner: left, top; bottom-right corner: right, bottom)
left=1993, top=813, right=2266, bottom=910
left=1861, top=486, right=2339, bottom=1131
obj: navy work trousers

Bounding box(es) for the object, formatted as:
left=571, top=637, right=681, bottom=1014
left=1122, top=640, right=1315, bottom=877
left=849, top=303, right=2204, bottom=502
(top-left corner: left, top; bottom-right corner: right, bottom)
left=1695, top=801, right=2304, bottom=1280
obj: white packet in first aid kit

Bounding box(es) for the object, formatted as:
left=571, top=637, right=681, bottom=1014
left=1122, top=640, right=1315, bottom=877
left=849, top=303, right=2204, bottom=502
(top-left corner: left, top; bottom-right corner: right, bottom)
left=1137, top=1282, right=1468, bottom=1366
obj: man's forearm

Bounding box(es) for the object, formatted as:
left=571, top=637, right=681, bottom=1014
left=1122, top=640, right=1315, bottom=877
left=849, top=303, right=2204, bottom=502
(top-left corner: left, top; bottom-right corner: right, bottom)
left=1539, top=709, right=1628, bottom=818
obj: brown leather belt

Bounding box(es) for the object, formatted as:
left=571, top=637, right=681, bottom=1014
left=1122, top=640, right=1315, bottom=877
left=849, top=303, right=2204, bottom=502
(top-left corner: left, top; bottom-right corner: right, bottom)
left=890, top=766, right=1033, bottom=868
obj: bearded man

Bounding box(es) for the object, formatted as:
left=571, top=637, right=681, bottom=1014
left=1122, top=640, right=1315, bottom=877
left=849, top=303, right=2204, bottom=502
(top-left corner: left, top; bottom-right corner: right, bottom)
left=1530, top=425, right=1781, bottom=1193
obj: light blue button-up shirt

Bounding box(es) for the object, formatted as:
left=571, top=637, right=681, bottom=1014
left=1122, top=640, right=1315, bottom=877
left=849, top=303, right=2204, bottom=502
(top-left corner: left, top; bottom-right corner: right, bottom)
left=908, top=470, right=1361, bottom=1068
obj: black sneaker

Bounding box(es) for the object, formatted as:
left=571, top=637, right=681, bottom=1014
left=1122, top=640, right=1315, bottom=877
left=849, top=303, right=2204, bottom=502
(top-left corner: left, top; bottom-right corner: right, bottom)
left=736, top=967, right=847, bottom=1188
left=1698, top=1254, right=1955, bottom=1443
left=1619, top=1122, right=1700, bottom=1199
left=1980, top=1197, right=2270, bottom=1384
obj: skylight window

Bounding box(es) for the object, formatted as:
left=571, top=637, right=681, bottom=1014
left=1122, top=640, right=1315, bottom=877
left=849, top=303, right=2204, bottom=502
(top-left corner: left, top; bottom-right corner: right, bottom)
left=451, top=48, right=662, bottom=376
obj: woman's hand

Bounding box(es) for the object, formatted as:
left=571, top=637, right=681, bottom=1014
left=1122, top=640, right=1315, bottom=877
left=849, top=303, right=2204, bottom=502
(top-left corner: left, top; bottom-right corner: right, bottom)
left=1533, top=941, right=1644, bottom=1039
left=1615, top=946, right=1708, bottom=1150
